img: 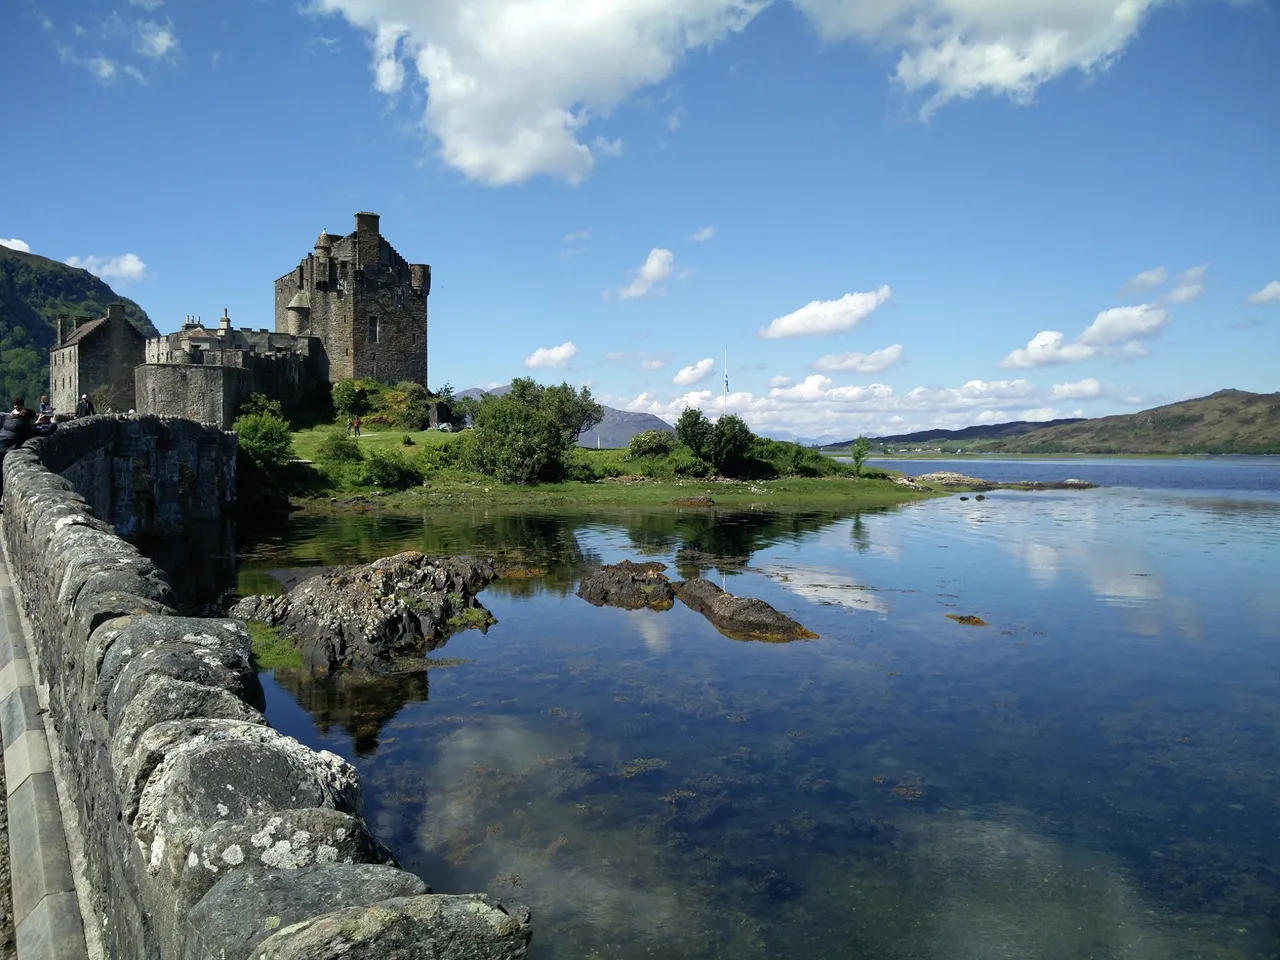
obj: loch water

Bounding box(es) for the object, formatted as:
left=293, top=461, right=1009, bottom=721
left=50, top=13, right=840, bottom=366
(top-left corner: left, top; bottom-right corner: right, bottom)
left=235, top=458, right=1280, bottom=960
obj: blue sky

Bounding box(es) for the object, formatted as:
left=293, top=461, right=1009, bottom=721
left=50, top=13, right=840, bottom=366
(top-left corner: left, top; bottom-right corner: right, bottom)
left=3, top=0, right=1278, bottom=438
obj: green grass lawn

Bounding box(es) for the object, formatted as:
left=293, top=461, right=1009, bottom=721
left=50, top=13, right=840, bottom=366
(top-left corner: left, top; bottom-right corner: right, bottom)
left=290, top=424, right=459, bottom=462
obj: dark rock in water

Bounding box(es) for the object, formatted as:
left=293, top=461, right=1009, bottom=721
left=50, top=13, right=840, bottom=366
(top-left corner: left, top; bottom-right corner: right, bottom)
left=671, top=496, right=715, bottom=507
left=974, top=494, right=985, bottom=501
left=959, top=496, right=969, bottom=501
left=230, top=552, right=497, bottom=673
left=577, top=560, right=675, bottom=611
left=673, top=578, right=817, bottom=642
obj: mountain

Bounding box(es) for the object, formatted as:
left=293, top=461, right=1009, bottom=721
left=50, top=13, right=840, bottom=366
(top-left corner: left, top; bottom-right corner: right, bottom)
left=759, top=429, right=844, bottom=447
left=984, top=390, right=1280, bottom=455
left=459, top=385, right=674, bottom=448
left=821, top=418, right=1086, bottom=450
left=0, top=245, right=156, bottom=403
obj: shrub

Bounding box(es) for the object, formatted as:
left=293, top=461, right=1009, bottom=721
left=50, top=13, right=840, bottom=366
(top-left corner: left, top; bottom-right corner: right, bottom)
left=675, top=408, right=713, bottom=460
left=331, top=380, right=370, bottom=418
left=357, top=448, right=424, bottom=490
left=709, top=414, right=753, bottom=476
left=315, top=430, right=363, bottom=463
left=849, top=436, right=871, bottom=476
left=670, top=448, right=713, bottom=478
left=401, top=434, right=415, bottom=446
left=627, top=429, right=675, bottom=459
left=467, top=397, right=563, bottom=484
left=417, top=442, right=461, bottom=472
left=233, top=409, right=294, bottom=475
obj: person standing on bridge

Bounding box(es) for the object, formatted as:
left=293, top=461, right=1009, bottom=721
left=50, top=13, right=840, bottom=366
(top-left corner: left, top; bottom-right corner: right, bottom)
left=0, top=399, right=57, bottom=510
left=76, top=394, right=95, bottom=417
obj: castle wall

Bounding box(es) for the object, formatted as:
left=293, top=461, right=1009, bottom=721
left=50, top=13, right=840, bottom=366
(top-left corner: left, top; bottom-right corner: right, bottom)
left=50, top=342, right=80, bottom=414
left=136, top=364, right=251, bottom=429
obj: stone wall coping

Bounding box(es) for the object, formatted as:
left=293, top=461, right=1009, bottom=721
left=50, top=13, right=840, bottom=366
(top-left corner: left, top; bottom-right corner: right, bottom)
left=0, top=560, right=90, bottom=960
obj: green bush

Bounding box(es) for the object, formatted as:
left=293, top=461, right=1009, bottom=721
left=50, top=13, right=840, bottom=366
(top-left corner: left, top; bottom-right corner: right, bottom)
left=467, top=396, right=563, bottom=484
left=627, top=429, right=675, bottom=459
left=670, top=448, right=713, bottom=477
left=233, top=409, right=294, bottom=475
left=331, top=380, right=369, bottom=418
left=315, top=430, right=363, bottom=463
left=417, top=442, right=461, bottom=472
left=709, top=414, right=753, bottom=475
left=357, top=448, right=424, bottom=490
left=675, top=408, right=713, bottom=460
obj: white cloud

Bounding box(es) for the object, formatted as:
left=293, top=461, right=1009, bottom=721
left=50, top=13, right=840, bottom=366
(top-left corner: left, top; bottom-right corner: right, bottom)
left=624, top=374, right=1050, bottom=437
left=812, top=343, right=904, bottom=374
left=690, top=225, right=715, bottom=242
left=1050, top=377, right=1102, bottom=401
left=767, top=375, right=793, bottom=388
left=1122, top=266, right=1166, bottom=292
left=523, top=341, right=578, bottom=369
left=311, top=0, right=1192, bottom=184
left=759, top=285, right=891, bottom=339
left=593, top=135, right=623, bottom=157
left=0, top=238, right=31, bottom=253
left=1079, top=304, right=1169, bottom=345
left=64, top=253, right=147, bottom=282
left=1246, top=281, right=1280, bottom=305
left=124, top=64, right=147, bottom=83
left=562, top=227, right=591, bottom=244
left=1165, top=264, right=1207, bottom=304
left=641, top=358, right=667, bottom=371
left=1001, top=304, right=1170, bottom=368
left=673, top=358, right=715, bottom=386
left=616, top=248, right=675, bottom=300
left=371, top=23, right=408, bottom=93
left=89, top=55, right=118, bottom=81
left=136, top=20, right=177, bottom=58
left=794, top=0, right=1170, bottom=118
left=667, top=108, right=685, bottom=131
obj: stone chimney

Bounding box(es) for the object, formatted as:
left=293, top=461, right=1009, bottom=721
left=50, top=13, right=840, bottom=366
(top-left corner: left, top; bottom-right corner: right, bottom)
left=56, top=314, right=69, bottom=346
left=219, top=308, right=231, bottom=333
left=107, top=302, right=125, bottom=320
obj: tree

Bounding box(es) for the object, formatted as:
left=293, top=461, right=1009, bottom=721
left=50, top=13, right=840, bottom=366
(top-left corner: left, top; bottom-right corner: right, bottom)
left=675, top=407, right=713, bottom=460
left=709, top=414, right=754, bottom=475
left=331, top=380, right=369, bottom=418
left=233, top=399, right=294, bottom=476
left=505, top=377, right=603, bottom=445
left=627, top=429, right=675, bottom=459
left=451, top=395, right=480, bottom=428
left=466, top=395, right=563, bottom=484
left=850, top=435, right=871, bottom=476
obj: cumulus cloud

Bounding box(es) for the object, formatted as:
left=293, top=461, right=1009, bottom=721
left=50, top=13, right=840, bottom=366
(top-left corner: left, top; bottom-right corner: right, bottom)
left=759, top=285, right=891, bottom=339
left=1165, top=264, right=1207, bottom=304
left=767, top=375, right=793, bottom=388
left=641, top=358, right=667, bottom=371
left=690, top=225, right=715, bottom=242
left=523, top=340, right=578, bottom=368
left=812, top=344, right=904, bottom=374
left=673, top=358, right=715, bottom=386
left=593, top=136, right=623, bottom=157
left=1001, top=304, right=1170, bottom=368
left=1050, top=378, right=1103, bottom=401
left=0, top=238, right=31, bottom=253
left=1122, top=266, right=1166, bottom=292
left=624, top=375, right=1051, bottom=437
left=310, top=0, right=1191, bottom=184
left=1246, top=281, right=1280, bottom=305
left=136, top=20, right=177, bottom=58
left=616, top=248, right=675, bottom=300
left=64, top=253, right=147, bottom=282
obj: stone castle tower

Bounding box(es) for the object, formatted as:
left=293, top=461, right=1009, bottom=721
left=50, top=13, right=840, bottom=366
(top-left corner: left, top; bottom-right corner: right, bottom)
left=273, top=212, right=430, bottom=386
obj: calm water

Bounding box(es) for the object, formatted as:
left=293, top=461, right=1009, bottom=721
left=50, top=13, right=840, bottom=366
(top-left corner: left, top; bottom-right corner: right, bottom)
left=236, top=460, right=1280, bottom=960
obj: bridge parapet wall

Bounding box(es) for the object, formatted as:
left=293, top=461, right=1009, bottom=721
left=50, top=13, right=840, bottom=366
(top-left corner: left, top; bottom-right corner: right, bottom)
left=0, top=416, right=530, bottom=959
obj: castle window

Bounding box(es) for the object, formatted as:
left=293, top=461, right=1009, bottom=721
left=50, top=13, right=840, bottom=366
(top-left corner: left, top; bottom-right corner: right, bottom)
left=368, top=316, right=379, bottom=343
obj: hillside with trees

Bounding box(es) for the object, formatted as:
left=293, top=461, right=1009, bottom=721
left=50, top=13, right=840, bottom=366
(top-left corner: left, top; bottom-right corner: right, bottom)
left=0, top=245, right=155, bottom=403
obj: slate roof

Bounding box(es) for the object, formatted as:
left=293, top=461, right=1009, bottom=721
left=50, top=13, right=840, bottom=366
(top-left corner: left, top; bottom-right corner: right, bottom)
left=56, top=317, right=107, bottom=348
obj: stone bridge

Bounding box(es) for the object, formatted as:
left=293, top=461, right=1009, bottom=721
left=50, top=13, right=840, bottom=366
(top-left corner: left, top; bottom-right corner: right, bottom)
left=0, top=416, right=529, bottom=960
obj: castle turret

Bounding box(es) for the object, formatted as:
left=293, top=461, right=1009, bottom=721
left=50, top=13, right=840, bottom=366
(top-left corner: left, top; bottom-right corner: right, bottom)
left=284, top=291, right=311, bottom=336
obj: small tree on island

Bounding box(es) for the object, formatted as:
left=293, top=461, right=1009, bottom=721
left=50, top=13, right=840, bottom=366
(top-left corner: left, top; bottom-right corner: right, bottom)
left=850, top=435, right=871, bottom=476
left=465, top=378, right=604, bottom=484
left=675, top=407, right=714, bottom=460
left=232, top=394, right=295, bottom=476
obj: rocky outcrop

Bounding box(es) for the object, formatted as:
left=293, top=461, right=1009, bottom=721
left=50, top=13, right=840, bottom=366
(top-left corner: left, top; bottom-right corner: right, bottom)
left=910, top=471, right=1099, bottom=491
left=0, top=425, right=530, bottom=959
left=673, top=578, right=817, bottom=642
left=231, top=552, right=497, bottom=673
left=576, top=561, right=675, bottom=611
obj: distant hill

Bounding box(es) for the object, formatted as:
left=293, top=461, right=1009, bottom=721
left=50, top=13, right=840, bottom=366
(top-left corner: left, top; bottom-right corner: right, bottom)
left=459, top=385, right=674, bottom=448
left=985, top=389, right=1280, bottom=455
left=0, top=245, right=156, bottom=403
left=821, top=418, right=1085, bottom=451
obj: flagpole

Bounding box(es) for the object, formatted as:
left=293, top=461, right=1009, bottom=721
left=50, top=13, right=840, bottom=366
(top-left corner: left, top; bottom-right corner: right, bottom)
left=723, top=348, right=728, bottom=418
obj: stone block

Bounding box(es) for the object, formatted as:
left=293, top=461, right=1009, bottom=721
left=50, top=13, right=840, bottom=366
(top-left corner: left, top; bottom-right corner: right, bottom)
left=8, top=772, right=76, bottom=927
left=0, top=655, right=33, bottom=701
left=181, top=864, right=428, bottom=960
left=252, top=894, right=532, bottom=960
left=0, top=684, right=43, bottom=749
left=14, top=892, right=89, bottom=960
left=5, top=728, right=52, bottom=796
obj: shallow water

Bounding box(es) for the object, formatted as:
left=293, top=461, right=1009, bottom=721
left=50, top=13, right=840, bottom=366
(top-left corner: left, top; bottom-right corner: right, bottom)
left=239, top=462, right=1280, bottom=959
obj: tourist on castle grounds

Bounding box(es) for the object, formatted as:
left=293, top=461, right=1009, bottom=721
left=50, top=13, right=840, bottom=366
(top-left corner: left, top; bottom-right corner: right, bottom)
left=75, top=394, right=95, bottom=417
left=0, top=399, right=57, bottom=509
left=38, top=395, right=54, bottom=420
left=346, top=417, right=354, bottom=435
left=353, top=415, right=362, bottom=437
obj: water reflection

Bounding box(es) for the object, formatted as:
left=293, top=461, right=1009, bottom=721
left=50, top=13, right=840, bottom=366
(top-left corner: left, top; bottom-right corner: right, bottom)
left=240, top=479, right=1280, bottom=960
left=270, top=666, right=431, bottom=757
left=133, top=518, right=237, bottom=611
